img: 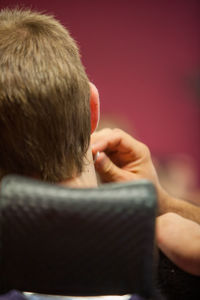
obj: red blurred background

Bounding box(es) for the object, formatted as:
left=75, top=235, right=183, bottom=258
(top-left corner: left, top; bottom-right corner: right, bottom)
left=1, top=0, right=200, bottom=193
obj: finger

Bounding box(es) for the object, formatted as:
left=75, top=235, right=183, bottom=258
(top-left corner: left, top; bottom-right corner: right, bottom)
left=92, top=128, right=145, bottom=160
left=91, top=128, right=113, bottom=145
left=95, top=152, right=132, bottom=183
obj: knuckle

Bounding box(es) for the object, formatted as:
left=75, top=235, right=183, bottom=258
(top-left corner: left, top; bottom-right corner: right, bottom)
left=141, top=143, right=151, bottom=157
left=113, top=128, right=123, bottom=135
left=145, top=145, right=151, bottom=156
left=102, top=128, right=112, bottom=133
left=97, top=128, right=112, bottom=135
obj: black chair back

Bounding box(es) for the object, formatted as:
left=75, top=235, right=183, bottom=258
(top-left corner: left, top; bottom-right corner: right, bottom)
left=0, top=176, right=157, bottom=299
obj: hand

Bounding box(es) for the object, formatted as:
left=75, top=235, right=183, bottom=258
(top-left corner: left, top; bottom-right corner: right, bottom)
left=92, top=128, right=200, bottom=222
left=91, top=128, right=160, bottom=187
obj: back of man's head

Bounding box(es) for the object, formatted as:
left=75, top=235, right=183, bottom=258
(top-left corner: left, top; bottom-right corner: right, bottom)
left=0, top=8, right=90, bottom=182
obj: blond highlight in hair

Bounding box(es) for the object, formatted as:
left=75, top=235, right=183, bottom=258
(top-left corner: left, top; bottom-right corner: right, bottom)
left=0, top=8, right=90, bottom=182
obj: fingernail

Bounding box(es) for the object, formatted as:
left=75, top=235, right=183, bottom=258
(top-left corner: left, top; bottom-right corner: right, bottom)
left=93, top=151, right=100, bottom=163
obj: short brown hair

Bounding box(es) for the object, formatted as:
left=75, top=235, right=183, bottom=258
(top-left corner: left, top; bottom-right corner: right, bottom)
left=0, top=8, right=90, bottom=182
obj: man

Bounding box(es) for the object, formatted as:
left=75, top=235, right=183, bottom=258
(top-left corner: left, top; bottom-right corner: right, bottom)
left=0, top=7, right=199, bottom=283
left=0, top=8, right=100, bottom=299
left=0, top=8, right=99, bottom=188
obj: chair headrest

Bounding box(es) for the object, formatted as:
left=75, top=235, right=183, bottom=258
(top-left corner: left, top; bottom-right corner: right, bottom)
left=0, top=175, right=157, bottom=298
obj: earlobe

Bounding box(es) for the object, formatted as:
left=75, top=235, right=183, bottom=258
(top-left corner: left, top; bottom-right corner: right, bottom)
left=89, top=82, right=100, bottom=133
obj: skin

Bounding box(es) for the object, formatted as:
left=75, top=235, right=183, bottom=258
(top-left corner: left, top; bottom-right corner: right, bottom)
left=157, top=213, right=200, bottom=276
left=91, top=128, right=200, bottom=275
left=60, top=146, right=98, bottom=188
left=91, top=128, right=200, bottom=224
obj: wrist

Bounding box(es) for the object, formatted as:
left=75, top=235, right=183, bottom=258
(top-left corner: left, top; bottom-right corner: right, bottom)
left=157, top=186, right=172, bottom=215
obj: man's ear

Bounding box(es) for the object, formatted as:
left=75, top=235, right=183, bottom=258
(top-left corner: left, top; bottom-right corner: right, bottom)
left=89, top=82, right=100, bottom=133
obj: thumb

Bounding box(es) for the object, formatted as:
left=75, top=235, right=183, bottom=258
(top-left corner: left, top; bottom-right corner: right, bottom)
left=94, top=152, right=125, bottom=183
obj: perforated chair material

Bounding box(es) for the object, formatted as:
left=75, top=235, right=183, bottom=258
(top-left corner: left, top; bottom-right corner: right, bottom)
left=0, top=176, right=157, bottom=298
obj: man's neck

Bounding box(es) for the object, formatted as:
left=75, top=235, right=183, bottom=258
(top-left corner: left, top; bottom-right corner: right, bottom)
left=59, top=146, right=98, bottom=188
